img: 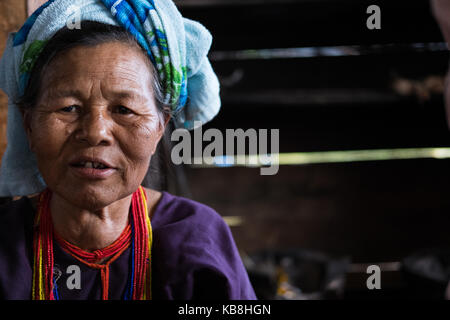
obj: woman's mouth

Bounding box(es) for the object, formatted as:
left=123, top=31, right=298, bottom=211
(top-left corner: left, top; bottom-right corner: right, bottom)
left=72, top=161, right=110, bottom=169
left=69, top=159, right=117, bottom=179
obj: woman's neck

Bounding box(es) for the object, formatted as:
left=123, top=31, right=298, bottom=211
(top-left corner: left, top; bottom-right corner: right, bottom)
left=49, top=192, right=132, bottom=252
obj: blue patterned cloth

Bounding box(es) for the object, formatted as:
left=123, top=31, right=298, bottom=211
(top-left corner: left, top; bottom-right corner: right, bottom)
left=0, top=0, right=221, bottom=196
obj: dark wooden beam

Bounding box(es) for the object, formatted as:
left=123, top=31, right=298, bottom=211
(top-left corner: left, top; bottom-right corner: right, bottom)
left=180, top=0, right=444, bottom=50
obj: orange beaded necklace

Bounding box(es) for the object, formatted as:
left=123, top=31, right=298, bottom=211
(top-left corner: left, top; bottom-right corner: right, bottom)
left=32, top=186, right=152, bottom=300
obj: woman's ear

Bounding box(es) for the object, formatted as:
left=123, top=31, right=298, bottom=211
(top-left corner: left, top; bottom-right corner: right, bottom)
left=20, top=108, right=34, bottom=152
left=163, top=113, right=171, bottom=128
left=151, top=113, right=171, bottom=155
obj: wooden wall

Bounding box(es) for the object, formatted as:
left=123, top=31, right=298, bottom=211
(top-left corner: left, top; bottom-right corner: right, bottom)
left=0, top=1, right=28, bottom=165
left=186, top=159, right=450, bottom=263
left=177, top=0, right=450, bottom=268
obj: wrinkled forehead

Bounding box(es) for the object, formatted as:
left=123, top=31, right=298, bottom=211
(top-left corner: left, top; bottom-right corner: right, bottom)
left=40, top=42, right=153, bottom=96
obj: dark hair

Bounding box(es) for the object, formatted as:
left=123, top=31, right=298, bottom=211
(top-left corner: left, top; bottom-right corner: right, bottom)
left=17, top=20, right=184, bottom=192
left=16, top=20, right=172, bottom=120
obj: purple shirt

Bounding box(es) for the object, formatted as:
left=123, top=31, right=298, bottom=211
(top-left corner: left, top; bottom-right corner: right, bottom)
left=0, top=191, right=256, bottom=300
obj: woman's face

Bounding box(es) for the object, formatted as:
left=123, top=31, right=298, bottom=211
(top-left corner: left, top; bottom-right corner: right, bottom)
left=24, top=41, right=166, bottom=210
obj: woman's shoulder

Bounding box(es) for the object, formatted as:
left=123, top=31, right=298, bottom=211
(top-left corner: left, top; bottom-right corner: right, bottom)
left=149, top=189, right=238, bottom=267
left=0, top=197, right=36, bottom=299
left=0, top=196, right=35, bottom=239
left=147, top=189, right=235, bottom=261
left=0, top=196, right=34, bottom=222
left=0, top=196, right=34, bottom=254
left=146, top=189, right=257, bottom=299
left=147, top=189, right=226, bottom=231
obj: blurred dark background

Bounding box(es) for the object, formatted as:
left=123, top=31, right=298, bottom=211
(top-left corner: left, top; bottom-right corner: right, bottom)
left=172, top=0, right=450, bottom=299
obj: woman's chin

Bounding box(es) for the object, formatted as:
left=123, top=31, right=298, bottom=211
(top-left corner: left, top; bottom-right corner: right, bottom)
left=54, top=183, right=126, bottom=211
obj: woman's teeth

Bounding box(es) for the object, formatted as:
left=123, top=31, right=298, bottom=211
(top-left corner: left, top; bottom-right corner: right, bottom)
left=79, top=161, right=107, bottom=169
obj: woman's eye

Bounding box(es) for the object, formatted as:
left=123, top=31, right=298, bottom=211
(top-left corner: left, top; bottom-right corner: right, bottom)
left=115, top=105, right=134, bottom=115
left=60, top=105, right=79, bottom=113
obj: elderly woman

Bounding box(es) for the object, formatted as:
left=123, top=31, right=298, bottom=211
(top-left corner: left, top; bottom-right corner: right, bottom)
left=0, top=0, right=256, bottom=300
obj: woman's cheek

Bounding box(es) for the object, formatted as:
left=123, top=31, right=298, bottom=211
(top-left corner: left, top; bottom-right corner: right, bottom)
left=128, top=118, right=161, bottom=156
left=128, top=130, right=157, bottom=162
left=30, top=114, right=73, bottom=154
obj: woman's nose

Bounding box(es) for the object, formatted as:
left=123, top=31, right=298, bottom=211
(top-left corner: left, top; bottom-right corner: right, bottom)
left=75, top=108, right=114, bottom=146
